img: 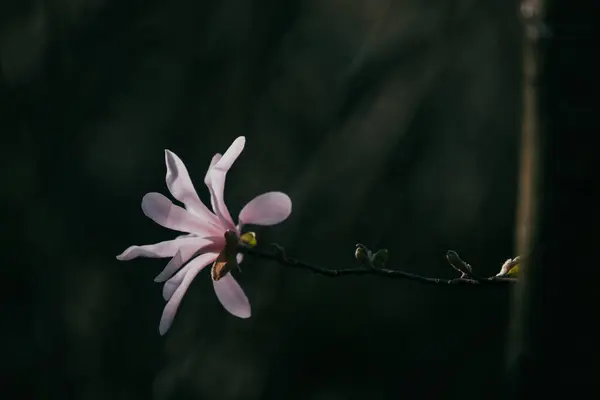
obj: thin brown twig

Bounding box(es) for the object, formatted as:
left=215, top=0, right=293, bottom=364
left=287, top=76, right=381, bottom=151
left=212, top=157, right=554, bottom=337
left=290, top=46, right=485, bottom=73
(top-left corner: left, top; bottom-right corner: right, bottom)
left=237, top=244, right=517, bottom=285
left=171, top=234, right=517, bottom=286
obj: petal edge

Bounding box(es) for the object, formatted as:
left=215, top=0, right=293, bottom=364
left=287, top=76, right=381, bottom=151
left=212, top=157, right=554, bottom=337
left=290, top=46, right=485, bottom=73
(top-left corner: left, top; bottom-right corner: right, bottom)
left=239, top=192, right=292, bottom=226
left=212, top=273, right=251, bottom=318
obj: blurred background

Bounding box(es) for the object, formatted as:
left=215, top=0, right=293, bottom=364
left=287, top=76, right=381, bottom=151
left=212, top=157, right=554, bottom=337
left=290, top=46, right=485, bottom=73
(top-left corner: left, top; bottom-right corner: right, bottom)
left=2, top=0, right=577, bottom=399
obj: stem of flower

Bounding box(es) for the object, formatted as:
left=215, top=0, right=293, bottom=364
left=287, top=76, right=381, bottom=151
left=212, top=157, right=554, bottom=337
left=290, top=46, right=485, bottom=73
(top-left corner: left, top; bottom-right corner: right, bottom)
left=237, top=244, right=517, bottom=285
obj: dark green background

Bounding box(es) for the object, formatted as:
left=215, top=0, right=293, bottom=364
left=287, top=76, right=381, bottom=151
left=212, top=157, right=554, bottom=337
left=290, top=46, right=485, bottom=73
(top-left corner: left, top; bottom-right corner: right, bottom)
left=3, top=0, right=533, bottom=399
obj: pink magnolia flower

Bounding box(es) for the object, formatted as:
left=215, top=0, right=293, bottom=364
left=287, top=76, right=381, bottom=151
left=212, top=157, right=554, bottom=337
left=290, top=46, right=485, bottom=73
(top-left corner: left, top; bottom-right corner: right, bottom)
left=116, top=137, right=292, bottom=335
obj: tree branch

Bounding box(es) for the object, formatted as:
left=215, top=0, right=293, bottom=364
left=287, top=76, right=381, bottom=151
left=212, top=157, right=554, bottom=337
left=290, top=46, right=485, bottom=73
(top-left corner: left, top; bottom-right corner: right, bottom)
left=237, top=244, right=517, bottom=285
left=173, top=231, right=517, bottom=285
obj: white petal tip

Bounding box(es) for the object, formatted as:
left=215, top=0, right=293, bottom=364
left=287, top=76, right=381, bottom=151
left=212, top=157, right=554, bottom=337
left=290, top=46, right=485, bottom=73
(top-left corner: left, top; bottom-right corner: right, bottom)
left=154, top=271, right=174, bottom=283
left=115, top=250, right=132, bottom=261
left=141, top=192, right=170, bottom=219
left=229, top=308, right=251, bottom=319
left=141, top=192, right=161, bottom=202
left=165, top=148, right=180, bottom=157
left=158, top=316, right=173, bottom=335
left=238, top=192, right=293, bottom=226
left=141, top=193, right=157, bottom=211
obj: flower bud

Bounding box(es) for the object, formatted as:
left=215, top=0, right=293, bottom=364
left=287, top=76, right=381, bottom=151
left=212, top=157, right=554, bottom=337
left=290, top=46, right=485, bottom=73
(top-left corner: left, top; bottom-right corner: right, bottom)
left=355, top=244, right=370, bottom=264
left=372, top=249, right=389, bottom=269
left=240, top=232, right=257, bottom=248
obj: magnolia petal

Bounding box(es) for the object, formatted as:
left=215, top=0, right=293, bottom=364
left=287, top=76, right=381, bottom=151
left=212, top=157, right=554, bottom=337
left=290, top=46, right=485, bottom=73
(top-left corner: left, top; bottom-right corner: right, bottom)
left=158, top=251, right=218, bottom=335
left=162, top=251, right=219, bottom=301
left=116, top=236, right=202, bottom=261
left=162, top=265, right=187, bottom=301
left=206, top=177, right=235, bottom=230
left=212, top=273, right=251, bottom=318
left=205, top=137, right=246, bottom=231
left=238, top=192, right=292, bottom=226
left=204, top=153, right=222, bottom=183
left=156, top=250, right=187, bottom=283
left=142, top=192, right=221, bottom=236
left=204, top=153, right=222, bottom=215
left=164, top=150, right=220, bottom=226
left=496, top=258, right=513, bottom=276
left=154, top=238, right=219, bottom=282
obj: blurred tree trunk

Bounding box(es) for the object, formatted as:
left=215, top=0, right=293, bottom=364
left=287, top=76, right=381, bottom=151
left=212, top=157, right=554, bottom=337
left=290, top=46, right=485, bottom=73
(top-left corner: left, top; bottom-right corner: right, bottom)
left=508, top=0, right=598, bottom=396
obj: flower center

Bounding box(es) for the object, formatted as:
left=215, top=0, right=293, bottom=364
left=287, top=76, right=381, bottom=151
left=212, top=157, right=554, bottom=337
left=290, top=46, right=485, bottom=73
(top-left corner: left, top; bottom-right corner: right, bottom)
left=211, top=230, right=257, bottom=281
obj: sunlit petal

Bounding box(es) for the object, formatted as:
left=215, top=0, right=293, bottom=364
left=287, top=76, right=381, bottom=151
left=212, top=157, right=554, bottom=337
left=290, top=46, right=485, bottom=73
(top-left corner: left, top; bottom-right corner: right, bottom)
left=116, top=236, right=202, bottom=261
left=141, top=192, right=221, bottom=236
left=162, top=251, right=219, bottom=301
left=204, top=153, right=222, bottom=215
left=205, top=137, right=246, bottom=230
left=204, top=153, right=222, bottom=183
left=164, top=150, right=220, bottom=226
left=239, top=192, right=292, bottom=226
left=154, top=238, right=221, bottom=282
left=158, top=251, right=219, bottom=335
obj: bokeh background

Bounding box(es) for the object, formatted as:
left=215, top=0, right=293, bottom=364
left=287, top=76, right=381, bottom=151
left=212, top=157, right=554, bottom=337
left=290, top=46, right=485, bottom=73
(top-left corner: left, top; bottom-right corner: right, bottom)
left=3, top=0, right=530, bottom=399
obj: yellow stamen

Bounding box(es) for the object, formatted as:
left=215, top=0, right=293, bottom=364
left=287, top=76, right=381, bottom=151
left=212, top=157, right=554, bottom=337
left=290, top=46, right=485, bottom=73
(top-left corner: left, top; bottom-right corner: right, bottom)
left=240, top=232, right=257, bottom=248
left=506, top=263, right=520, bottom=277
